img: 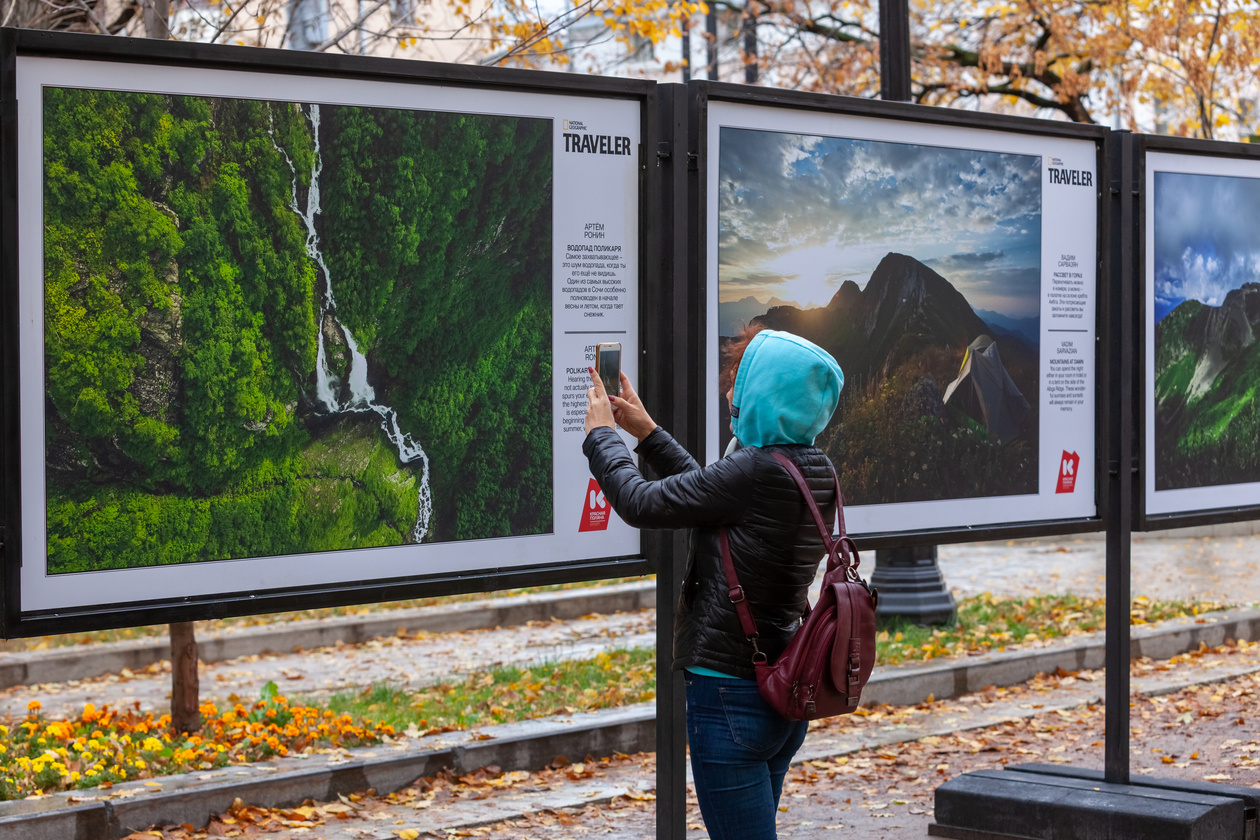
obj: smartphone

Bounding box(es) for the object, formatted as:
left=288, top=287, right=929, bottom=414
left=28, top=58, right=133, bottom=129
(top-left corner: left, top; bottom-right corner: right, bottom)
left=596, top=342, right=621, bottom=396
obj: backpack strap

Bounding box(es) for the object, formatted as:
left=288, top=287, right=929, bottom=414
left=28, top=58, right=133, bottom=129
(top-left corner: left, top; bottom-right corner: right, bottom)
left=718, top=527, right=766, bottom=663
left=720, top=450, right=847, bottom=664
left=769, top=452, right=851, bottom=572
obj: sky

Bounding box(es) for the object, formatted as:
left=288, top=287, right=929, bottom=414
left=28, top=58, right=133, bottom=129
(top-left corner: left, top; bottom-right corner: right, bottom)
left=1153, top=171, right=1260, bottom=323
left=718, top=128, right=1043, bottom=319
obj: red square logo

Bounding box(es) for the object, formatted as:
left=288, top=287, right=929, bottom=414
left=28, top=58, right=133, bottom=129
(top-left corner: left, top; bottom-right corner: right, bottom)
left=1056, top=451, right=1080, bottom=494
left=579, top=478, right=611, bottom=532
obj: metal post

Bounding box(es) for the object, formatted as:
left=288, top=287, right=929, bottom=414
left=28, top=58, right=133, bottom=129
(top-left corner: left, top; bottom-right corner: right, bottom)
left=652, top=84, right=692, bottom=840
left=654, top=530, right=687, bottom=840
left=742, top=7, right=757, bottom=84
left=878, top=0, right=911, bottom=101
left=1104, top=130, right=1134, bottom=785
left=870, top=545, right=957, bottom=626
left=706, top=9, right=718, bottom=80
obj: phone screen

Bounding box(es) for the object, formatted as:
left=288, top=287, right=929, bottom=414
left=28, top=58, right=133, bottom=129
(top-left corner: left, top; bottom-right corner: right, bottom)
left=597, top=343, right=621, bottom=395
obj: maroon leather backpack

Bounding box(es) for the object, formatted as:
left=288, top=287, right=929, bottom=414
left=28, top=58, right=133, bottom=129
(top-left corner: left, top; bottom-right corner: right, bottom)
left=719, top=452, right=878, bottom=720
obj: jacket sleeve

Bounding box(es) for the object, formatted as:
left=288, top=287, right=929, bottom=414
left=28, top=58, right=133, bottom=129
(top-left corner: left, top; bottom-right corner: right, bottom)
left=634, top=427, right=701, bottom=478
left=582, top=427, right=755, bottom=529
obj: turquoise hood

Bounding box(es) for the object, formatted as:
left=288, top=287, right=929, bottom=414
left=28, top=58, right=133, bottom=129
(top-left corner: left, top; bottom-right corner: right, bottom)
left=730, top=330, right=844, bottom=447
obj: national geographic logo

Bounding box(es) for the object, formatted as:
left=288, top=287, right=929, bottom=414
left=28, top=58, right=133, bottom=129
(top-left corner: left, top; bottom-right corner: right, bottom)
left=1047, top=157, right=1093, bottom=187
left=563, top=119, right=632, bottom=156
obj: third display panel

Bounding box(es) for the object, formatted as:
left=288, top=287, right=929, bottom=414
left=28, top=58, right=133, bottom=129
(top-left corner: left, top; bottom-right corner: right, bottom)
left=1144, top=147, right=1260, bottom=519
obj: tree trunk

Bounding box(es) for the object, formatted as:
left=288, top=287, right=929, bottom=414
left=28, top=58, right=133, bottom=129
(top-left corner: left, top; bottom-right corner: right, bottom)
left=169, top=621, right=201, bottom=734
left=143, top=0, right=170, bottom=38
left=286, top=0, right=329, bottom=50
left=742, top=9, right=757, bottom=83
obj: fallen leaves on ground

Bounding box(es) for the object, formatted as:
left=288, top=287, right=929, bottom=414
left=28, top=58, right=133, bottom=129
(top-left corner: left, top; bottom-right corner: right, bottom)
left=876, top=592, right=1233, bottom=665
left=127, top=752, right=658, bottom=839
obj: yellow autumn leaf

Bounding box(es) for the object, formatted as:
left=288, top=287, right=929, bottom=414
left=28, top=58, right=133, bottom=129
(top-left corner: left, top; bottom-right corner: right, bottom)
left=397, top=830, right=420, bottom=840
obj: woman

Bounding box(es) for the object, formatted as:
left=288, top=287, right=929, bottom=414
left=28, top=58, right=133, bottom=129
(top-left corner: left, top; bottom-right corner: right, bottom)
left=582, top=325, right=844, bottom=840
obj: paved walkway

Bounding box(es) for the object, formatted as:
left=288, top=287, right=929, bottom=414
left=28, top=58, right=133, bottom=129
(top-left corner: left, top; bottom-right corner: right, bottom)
left=0, top=609, right=655, bottom=720
left=939, top=533, right=1260, bottom=602
left=124, top=635, right=1260, bottom=839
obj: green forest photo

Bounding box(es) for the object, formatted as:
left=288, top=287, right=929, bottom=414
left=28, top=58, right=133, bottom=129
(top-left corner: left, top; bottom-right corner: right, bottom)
left=43, top=88, right=553, bottom=575
left=1153, top=171, right=1260, bottom=491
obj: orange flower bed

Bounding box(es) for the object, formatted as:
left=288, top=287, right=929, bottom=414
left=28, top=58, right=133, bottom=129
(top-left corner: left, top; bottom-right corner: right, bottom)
left=0, top=684, right=393, bottom=800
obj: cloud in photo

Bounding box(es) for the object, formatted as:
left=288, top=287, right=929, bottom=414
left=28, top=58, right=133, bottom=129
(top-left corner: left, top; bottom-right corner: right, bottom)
left=1153, top=171, right=1260, bottom=321
left=718, top=127, right=1042, bottom=316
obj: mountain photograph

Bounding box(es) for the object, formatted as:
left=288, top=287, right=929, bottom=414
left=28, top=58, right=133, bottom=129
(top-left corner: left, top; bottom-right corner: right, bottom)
left=43, top=88, right=553, bottom=574
left=718, top=128, right=1042, bottom=505
left=1153, top=171, right=1260, bottom=492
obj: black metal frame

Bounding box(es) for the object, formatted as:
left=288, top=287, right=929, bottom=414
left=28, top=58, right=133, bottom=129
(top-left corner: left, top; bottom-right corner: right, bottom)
left=689, top=81, right=1112, bottom=549
left=649, top=81, right=697, bottom=840
left=1104, top=130, right=1135, bottom=784
left=0, top=29, right=661, bottom=638
left=1134, top=132, right=1260, bottom=533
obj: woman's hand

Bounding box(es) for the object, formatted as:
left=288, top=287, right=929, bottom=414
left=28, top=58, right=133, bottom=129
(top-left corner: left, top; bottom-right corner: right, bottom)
left=609, top=371, right=657, bottom=441
left=584, top=367, right=616, bottom=435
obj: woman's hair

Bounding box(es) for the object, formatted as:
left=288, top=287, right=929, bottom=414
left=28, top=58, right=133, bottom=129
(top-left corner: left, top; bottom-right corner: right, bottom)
left=719, top=323, right=767, bottom=395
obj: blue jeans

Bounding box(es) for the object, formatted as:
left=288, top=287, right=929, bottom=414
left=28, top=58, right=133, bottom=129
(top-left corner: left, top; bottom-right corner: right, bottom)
left=684, top=671, right=809, bottom=840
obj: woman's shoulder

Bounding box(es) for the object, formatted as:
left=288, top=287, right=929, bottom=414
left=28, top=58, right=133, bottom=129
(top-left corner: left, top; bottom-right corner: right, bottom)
left=756, top=443, right=834, bottom=470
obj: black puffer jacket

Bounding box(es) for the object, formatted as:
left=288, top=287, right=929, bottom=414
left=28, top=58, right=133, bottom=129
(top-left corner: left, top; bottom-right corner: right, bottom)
left=582, top=425, right=838, bottom=680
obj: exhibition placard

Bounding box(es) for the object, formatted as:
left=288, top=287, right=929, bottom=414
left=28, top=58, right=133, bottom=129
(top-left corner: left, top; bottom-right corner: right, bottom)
left=12, top=54, right=643, bottom=616
left=1144, top=148, right=1260, bottom=519
left=705, top=100, right=1101, bottom=536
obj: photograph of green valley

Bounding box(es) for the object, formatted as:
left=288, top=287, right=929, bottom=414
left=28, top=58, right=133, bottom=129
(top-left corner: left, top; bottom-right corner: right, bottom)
left=42, top=88, right=553, bottom=574
left=1153, top=170, right=1260, bottom=492
left=718, top=128, right=1042, bottom=506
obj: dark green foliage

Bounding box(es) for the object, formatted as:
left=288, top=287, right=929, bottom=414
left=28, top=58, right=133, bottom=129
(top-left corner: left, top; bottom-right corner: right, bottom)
left=817, top=344, right=1038, bottom=505
left=43, top=88, right=552, bottom=574
left=318, top=106, right=553, bottom=541
left=1154, top=294, right=1260, bottom=490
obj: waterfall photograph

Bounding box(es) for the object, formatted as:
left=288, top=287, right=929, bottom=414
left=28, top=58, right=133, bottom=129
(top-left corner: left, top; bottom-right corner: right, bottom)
left=42, top=88, right=554, bottom=574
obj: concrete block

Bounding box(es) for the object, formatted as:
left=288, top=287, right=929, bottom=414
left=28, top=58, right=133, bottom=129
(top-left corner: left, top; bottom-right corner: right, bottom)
left=0, top=802, right=109, bottom=840
left=934, top=768, right=1243, bottom=840
left=1006, top=763, right=1260, bottom=814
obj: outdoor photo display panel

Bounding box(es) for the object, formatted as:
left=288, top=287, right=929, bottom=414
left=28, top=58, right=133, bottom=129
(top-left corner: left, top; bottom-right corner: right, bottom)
left=1144, top=150, right=1260, bottom=518
left=706, top=101, right=1099, bottom=535
left=15, top=56, right=642, bottom=614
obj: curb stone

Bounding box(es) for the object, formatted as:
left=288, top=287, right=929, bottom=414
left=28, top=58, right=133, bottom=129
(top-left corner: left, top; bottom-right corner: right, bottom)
left=861, top=606, right=1260, bottom=706
left=0, top=581, right=656, bottom=692
left=3, top=607, right=1259, bottom=838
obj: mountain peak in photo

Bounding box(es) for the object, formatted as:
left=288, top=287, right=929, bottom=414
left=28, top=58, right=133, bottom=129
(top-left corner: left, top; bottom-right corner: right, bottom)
left=1154, top=282, right=1260, bottom=491
left=859, top=253, right=990, bottom=351
left=754, top=252, right=997, bottom=387
left=828, top=280, right=862, bottom=312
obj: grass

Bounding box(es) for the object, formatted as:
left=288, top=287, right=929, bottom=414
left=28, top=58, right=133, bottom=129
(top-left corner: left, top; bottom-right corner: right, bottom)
left=875, top=593, right=1234, bottom=664
left=320, top=648, right=657, bottom=733
left=0, top=576, right=649, bottom=654
left=318, top=592, right=1233, bottom=728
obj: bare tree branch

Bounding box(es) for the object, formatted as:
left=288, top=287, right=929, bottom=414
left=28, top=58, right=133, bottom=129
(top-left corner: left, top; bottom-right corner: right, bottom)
left=312, top=0, right=392, bottom=51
